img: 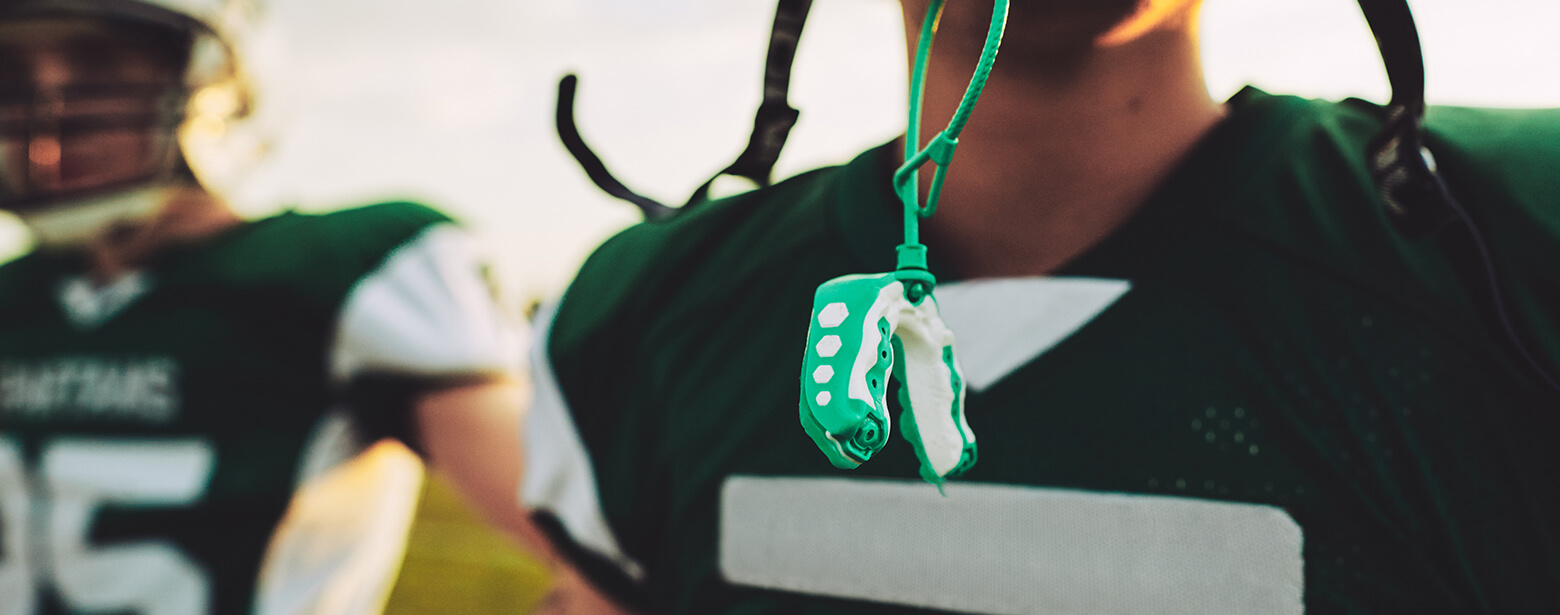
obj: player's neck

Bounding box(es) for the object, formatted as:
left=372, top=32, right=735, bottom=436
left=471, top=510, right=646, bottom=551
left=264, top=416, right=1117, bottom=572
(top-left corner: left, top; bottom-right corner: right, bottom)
left=85, top=187, right=242, bottom=283
left=910, top=25, right=1225, bottom=279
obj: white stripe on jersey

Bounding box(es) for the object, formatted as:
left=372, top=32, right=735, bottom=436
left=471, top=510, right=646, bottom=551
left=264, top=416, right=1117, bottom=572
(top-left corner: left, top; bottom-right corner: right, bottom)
left=720, top=476, right=1303, bottom=615
left=521, top=301, right=645, bottom=581
left=934, top=277, right=1130, bottom=393
left=254, top=437, right=422, bottom=615
left=331, top=223, right=523, bottom=382
left=259, top=222, right=518, bottom=615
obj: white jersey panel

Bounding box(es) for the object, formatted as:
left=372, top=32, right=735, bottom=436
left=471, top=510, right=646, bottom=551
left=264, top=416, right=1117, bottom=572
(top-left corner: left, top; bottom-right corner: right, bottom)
left=721, top=476, right=1304, bottom=615
left=253, top=440, right=423, bottom=615
left=330, top=223, right=522, bottom=382
left=258, top=222, right=520, bottom=615
left=521, top=301, right=644, bottom=581
left=934, top=277, right=1130, bottom=393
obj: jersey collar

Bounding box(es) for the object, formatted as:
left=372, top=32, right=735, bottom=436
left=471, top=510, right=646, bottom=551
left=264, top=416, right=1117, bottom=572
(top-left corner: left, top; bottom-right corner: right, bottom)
left=827, top=87, right=1304, bottom=283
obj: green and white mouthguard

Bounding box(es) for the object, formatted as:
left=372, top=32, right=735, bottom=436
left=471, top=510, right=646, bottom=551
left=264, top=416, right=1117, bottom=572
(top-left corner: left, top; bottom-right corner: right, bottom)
left=800, top=273, right=975, bottom=484
left=796, top=0, right=1005, bottom=484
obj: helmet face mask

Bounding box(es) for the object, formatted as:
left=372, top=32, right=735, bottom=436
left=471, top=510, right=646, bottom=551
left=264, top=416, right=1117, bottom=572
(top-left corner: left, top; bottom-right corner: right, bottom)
left=0, top=0, right=259, bottom=247
left=0, top=17, right=193, bottom=214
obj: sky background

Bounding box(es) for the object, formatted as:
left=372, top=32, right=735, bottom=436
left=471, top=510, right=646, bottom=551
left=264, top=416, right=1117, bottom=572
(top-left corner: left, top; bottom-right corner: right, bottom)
left=2, top=0, right=1557, bottom=304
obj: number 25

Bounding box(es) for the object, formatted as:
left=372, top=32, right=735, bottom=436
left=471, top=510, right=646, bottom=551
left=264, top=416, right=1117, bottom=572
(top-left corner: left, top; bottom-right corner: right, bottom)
left=0, top=437, right=214, bottom=615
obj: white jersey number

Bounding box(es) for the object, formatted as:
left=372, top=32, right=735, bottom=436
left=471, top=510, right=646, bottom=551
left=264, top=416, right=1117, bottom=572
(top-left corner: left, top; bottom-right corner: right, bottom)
left=0, top=437, right=215, bottom=615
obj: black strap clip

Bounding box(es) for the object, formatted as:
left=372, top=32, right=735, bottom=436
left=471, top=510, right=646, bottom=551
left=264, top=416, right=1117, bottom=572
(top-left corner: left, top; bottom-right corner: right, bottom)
left=1356, top=0, right=1457, bottom=238
left=1365, top=105, right=1458, bottom=238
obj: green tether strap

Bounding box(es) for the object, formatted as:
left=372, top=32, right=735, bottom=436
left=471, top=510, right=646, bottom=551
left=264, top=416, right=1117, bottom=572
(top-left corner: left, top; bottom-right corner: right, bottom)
left=891, top=0, right=1008, bottom=304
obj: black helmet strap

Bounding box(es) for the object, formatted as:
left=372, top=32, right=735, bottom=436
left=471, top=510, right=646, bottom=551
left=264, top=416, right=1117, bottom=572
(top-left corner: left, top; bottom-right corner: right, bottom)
left=555, top=0, right=813, bottom=220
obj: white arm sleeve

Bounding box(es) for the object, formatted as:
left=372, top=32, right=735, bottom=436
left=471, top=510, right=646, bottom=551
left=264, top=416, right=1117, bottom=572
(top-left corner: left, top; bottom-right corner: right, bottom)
left=522, top=300, right=644, bottom=581
left=254, top=224, right=522, bottom=615
left=330, top=223, right=523, bottom=381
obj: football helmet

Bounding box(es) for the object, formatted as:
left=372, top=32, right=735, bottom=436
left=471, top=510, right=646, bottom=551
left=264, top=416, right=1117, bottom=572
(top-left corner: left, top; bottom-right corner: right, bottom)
left=0, top=0, right=262, bottom=245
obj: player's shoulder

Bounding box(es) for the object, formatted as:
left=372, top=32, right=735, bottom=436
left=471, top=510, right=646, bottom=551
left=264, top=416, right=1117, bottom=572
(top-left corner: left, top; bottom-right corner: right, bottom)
left=581, top=165, right=846, bottom=282
left=1223, top=86, right=1560, bottom=160
left=1209, top=88, right=1555, bottom=241
left=247, top=201, right=453, bottom=256
left=0, top=251, right=43, bottom=289
left=1422, top=103, right=1560, bottom=163
left=193, top=201, right=460, bottom=304
left=1203, top=89, right=1557, bottom=332
left=1421, top=104, right=1560, bottom=226
left=1247, top=88, right=1558, bottom=208
left=553, top=161, right=856, bottom=345
left=0, top=251, right=55, bottom=316
left=310, top=200, right=456, bottom=239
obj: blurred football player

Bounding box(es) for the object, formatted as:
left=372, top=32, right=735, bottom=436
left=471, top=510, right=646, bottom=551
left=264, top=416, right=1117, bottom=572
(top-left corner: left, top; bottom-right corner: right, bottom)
left=0, top=0, right=626, bottom=613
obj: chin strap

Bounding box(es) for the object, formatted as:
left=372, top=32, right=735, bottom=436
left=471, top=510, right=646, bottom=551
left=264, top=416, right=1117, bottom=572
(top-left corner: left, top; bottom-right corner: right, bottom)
left=553, top=75, right=675, bottom=220
left=685, top=0, right=814, bottom=206
left=1355, top=0, right=1458, bottom=238
left=1356, top=0, right=1560, bottom=397
left=556, top=0, right=814, bottom=220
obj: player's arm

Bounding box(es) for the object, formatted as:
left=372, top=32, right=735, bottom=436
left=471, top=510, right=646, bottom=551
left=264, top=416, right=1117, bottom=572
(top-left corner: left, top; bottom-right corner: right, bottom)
left=414, top=381, right=636, bottom=614
left=411, top=380, right=548, bottom=550
left=333, top=218, right=635, bottom=612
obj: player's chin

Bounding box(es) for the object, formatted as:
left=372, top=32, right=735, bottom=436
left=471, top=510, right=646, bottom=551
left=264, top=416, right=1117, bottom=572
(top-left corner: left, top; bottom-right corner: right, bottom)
left=985, top=30, right=1117, bottom=74
left=990, top=5, right=1145, bottom=61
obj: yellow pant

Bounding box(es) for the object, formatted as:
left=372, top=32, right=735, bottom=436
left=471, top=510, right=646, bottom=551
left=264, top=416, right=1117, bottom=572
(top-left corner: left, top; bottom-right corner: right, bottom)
left=382, top=472, right=553, bottom=614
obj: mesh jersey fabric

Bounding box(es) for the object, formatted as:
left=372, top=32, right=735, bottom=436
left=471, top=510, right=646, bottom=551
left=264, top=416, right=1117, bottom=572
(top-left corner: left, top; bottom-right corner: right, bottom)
left=0, top=201, right=483, bottom=614
left=544, top=87, right=1560, bottom=614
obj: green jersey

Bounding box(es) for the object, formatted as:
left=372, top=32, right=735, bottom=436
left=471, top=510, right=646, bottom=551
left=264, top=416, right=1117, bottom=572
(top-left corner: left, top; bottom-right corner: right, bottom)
left=527, top=88, right=1560, bottom=614
left=0, top=202, right=518, bottom=615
